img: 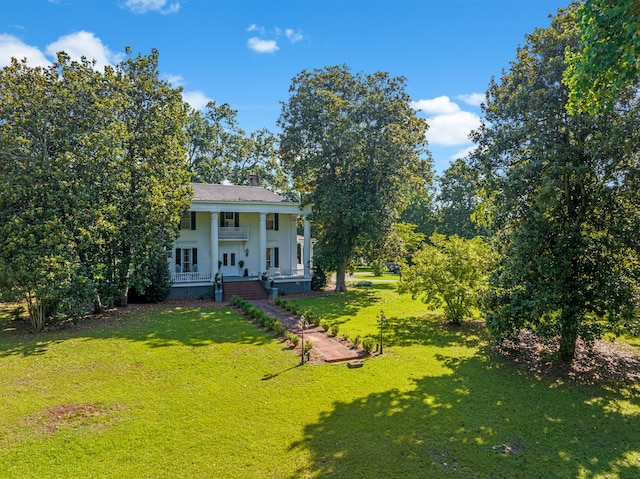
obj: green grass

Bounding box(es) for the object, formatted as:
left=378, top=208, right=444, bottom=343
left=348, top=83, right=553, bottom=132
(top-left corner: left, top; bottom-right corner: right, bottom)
left=1, top=289, right=639, bottom=478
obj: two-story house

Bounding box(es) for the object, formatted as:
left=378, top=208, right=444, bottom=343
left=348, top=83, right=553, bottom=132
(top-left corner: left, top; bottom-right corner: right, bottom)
left=169, top=177, right=312, bottom=299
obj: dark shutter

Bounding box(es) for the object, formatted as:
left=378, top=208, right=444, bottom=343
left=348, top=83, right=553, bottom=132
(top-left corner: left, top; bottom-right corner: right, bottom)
left=192, top=248, right=197, bottom=266
left=191, top=212, right=196, bottom=230
left=274, top=247, right=279, bottom=268
left=175, top=248, right=182, bottom=266
left=219, top=212, right=225, bottom=227
left=234, top=212, right=240, bottom=228
left=274, top=213, right=279, bottom=231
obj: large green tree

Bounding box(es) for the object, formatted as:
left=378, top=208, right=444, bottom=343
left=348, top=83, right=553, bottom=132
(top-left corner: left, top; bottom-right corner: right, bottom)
left=471, top=6, right=640, bottom=361
left=186, top=102, right=290, bottom=196
left=436, top=158, right=487, bottom=239
left=278, top=65, right=431, bottom=292
left=564, top=0, right=640, bottom=114
left=0, top=49, right=191, bottom=327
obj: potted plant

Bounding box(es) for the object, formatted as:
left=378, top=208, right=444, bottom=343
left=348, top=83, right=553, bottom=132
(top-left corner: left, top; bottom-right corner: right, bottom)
left=238, top=260, right=244, bottom=274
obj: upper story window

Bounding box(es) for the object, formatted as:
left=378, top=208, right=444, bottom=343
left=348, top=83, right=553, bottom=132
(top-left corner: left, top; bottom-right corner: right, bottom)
left=180, top=211, right=196, bottom=230
left=266, top=213, right=279, bottom=231
left=220, top=212, right=240, bottom=228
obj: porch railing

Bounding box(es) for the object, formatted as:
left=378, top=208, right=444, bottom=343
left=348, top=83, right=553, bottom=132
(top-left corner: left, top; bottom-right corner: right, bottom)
left=171, top=272, right=212, bottom=283
left=219, top=226, right=249, bottom=240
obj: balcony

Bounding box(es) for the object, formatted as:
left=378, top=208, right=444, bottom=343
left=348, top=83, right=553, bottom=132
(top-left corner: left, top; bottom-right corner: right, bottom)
left=219, top=226, right=249, bottom=240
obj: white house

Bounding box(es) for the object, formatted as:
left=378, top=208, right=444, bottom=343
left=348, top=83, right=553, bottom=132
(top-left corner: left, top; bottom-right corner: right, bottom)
left=168, top=178, right=313, bottom=299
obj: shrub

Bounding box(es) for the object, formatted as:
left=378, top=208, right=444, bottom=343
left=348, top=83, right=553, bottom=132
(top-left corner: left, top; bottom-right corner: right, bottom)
left=353, top=335, right=361, bottom=347
left=286, top=332, right=300, bottom=347
left=330, top=324, right=340, bottom=336
left=370, top=259, right=386, bottom=276
left=303, top=341, right=313, bottom=353
left=311, top=265, right=327, bottom=291
left=362, top=337, right=376, bottom=354
left=319, top=320, right=330, bottom=331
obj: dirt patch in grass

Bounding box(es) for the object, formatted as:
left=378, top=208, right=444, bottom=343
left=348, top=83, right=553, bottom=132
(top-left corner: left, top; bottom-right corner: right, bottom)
left=27, top=402, right=129, bottom=435
left=495, top=332, right=640, bottom=385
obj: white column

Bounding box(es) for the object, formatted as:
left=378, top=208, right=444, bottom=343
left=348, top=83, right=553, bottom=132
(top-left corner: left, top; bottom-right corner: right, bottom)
left=290, top=216, right=298, bottom=275
left=259, top=212, right=267, bottom=275
left=303, top=215, right=311, bottom=278
left=211, top=212, right=219, bottom=280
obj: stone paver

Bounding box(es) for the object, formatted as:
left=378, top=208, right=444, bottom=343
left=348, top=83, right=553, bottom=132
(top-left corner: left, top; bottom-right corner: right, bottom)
left=252, top=299, right=361, bottom=363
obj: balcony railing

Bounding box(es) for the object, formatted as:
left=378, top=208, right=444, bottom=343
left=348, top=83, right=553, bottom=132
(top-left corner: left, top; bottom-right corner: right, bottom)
left=219, top=226, right=249, bottom=240
left=171, top=272, right=212, bottom=283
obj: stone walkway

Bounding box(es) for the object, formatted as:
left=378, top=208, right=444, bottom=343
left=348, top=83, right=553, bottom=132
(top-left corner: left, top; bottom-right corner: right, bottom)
left=252, top=299, right=361, bottom=363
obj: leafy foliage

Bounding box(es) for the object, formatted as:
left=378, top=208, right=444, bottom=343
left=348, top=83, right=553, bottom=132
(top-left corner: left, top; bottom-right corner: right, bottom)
left=398, top=234, right=495, bottom=325
left=564, top=0, right=640, bottom=114
left=436, top=158, right=488, bottom=239
left=185, top=102, right=291, bottom=196
left=278, top=65, right=431, bottom=292
left=0, top=49, right=191, bottom=328
left=471, top=6, right=640, bottom=360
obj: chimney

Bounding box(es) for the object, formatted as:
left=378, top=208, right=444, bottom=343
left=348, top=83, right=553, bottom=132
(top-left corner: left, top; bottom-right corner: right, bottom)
left=248, top=174, right=259, bottom=187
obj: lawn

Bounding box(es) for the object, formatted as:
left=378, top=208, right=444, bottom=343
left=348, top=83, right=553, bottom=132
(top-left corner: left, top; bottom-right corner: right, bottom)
left=1, top=286, right=639, bottom=478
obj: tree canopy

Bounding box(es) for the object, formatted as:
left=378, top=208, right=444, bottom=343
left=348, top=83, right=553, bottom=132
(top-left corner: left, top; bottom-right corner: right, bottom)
left=278, top=65, right=431, bottom=292
left=564, top=0, right=640, bottom=114
left=471, top=5, right=640, bottom=361
left=0, top=50, right=191, bottom=328
left=186, top=102, right=290, bottom=196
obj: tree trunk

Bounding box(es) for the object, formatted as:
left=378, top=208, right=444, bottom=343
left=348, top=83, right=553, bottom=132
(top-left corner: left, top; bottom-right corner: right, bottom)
left=558, top=308, right=578, bottom=362
left=334, top=257, right=348, bottom=293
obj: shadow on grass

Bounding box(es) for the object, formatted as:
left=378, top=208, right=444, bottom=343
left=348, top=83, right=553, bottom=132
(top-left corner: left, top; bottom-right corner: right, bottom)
left=0, top=305, right=272, bottom=358
left=385, top=315, right=486, bottom=349
left=288, top=351, right=640, bottom=478
left=289, top=283, right=397, bottom=321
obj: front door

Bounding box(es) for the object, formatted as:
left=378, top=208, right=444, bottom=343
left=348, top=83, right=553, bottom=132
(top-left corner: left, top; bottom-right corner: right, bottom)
left=220, top=247, right=238, bottom=276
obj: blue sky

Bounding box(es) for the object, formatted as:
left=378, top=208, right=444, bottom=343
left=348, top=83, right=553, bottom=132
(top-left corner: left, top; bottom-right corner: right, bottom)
left=1, top=0, right=569, bottom=174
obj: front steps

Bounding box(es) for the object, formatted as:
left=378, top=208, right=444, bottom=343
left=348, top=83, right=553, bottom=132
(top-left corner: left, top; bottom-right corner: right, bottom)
left=223, top=279, right=268, bottom=302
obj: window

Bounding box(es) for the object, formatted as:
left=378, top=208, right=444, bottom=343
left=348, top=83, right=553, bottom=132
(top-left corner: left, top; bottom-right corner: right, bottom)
left=266, top=247, right=279, bottom=269
left=179, top=211, right=196, bottom=230
left=266, top=213, right=279, bottom=231
left=222, top=253, right=236, bottom=267
left=175, top=247, right=198, bottom=272
left=220, top=212, right=240, bottom=228
left=297, top=243, right=302, bottom=264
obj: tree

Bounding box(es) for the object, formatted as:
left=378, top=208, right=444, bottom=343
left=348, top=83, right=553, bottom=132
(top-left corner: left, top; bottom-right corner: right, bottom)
left=0, top=49, right=191, bottom=327
left=377, top=222, right=425, bottom=265
left=398, top=234, right=495, bottom=325
left=186, top=103, right=291, bottom=196
left=564, top=0, right=640, bottom=114
left=436, top=158, right=488, bottom=239
left=471, top=6, right=640, bottom=360
left=278, top=65, right=431, bottom=292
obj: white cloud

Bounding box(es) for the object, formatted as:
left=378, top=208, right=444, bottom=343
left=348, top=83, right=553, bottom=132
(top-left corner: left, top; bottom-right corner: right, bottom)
left=163, top=73, right=184, bottom=86
left=285, top=29, right=304, bottom=43
left=450, top=145, right=476, bottom=161
left=247, top=24, right=266, bottom=35
left=426, top=110, right=481, bottom=147
left=0, top=34, right=50, bottom=67
left=182, top=90, right=211, bottom=110
left=124, top=0, right=180, bottom=14
left=456, top=92, right=485, bottom=107
left=247, top=37, right=279, bottom=54
left=411, top=96, right=460, bottom=115
left=45, top=31, right=120, bottom=70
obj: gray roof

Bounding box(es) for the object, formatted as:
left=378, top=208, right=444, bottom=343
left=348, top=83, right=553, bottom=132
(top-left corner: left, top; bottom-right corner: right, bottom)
left=191, top=183, right=288, bottom=203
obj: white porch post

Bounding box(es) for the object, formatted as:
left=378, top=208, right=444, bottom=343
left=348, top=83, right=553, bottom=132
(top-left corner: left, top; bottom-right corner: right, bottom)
left=211, top=212, right=219, bottom=279
left=259, top=212, right=267, bottom=275
left=303, top=215, right=311, bottom=278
